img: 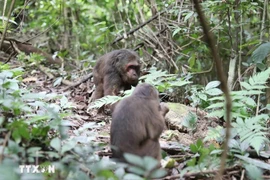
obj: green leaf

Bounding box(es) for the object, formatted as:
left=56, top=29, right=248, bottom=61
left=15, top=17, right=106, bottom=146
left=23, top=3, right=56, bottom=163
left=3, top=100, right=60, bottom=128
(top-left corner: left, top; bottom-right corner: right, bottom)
left=240, top=82, right=252, bottom=90
left=12, top=130, right=21, bottom=143
left=251, top=42, right=270, bottom=64
left=188, top=53, right=196, bottom=68
left=0, top=164, right=20, bottom=180
left=249, top=137, right=267, bottom=154
left=28, top=115, right=50, bottom=124
left=204, top=126, right=223, bottom=142
left=19, top=126, right=30, bottom=140
left=123, top=174, right=144, bottom=180
left=235, top=154, right=270, bottom=170
left=172, top=27, right=181, bottom=37
left=127, top=166, right=145, bottom=176
left=243, top=97, right=256, bottom=107
left=27, top=147, right=42, bottom=154
left=150, top=168, right=167, bottom=178
left=61, top=139, right=77, bottom=154
left=205, top=81, right=220, bottom=90
left=206, top=110, right=224, bottom=118
left=196, top=139, right=203, bottom=148
left=114, top=168, right=125, bottom=179
left=245, top=164, right=263, bottom=180
left=88, top=95, right=122, bottom=109
left=97, top=170, right=117, bottom=179
left=190, top=144, right=198, bottom=153
left=184, top=11, right=194, bottom=22
left=198, top=93, right=207, bottom=101
left=124, top=153, right=144, bottom=167
left=142, top=156, right=159, bottom=171
left=205, top=88, right=223, bottom=96
left=8, top=140, right=20, bottom=154
left=9, top=81, right=19, bottom=90
left=50, top=137, right=61, bottom=152
left=206, top=102, right=224, bottom=109
left=187, top=158, right=196, bottom=166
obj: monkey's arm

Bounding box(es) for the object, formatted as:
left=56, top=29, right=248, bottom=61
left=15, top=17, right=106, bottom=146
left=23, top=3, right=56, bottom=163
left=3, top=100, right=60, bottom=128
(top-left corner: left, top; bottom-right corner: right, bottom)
left=159, top=102, right=169, bottom=117
left=146, top=108, right=166, bottom=140
left=103, top=75, right=122, bottom=96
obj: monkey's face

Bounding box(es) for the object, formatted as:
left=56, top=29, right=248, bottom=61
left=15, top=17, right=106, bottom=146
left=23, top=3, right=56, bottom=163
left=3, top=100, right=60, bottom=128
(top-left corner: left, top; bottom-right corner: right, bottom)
left=114, top=50, right=140, bottom=86
left=124, top=61, right=140, bottom=85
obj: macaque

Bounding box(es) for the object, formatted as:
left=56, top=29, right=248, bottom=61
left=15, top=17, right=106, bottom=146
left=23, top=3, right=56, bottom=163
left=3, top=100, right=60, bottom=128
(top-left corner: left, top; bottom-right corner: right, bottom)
left=110, top=83, right=169, bottom=161
left=91, top=49, right=141, bottom=102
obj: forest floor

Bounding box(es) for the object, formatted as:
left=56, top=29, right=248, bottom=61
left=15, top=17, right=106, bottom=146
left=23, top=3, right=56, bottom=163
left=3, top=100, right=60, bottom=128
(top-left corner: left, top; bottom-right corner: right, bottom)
left=20, top=66, right=252, bottom=180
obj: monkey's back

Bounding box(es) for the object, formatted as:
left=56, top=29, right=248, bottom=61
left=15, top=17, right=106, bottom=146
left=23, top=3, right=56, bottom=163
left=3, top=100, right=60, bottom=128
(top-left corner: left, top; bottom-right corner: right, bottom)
left=110, top=95, right=163, bottom=160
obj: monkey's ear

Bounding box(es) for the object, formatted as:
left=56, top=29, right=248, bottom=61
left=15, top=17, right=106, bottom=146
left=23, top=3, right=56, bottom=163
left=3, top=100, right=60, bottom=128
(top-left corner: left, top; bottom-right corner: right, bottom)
left=115, top=52, right=123, bottom=62
left=112, top=52, right=121, bottom=66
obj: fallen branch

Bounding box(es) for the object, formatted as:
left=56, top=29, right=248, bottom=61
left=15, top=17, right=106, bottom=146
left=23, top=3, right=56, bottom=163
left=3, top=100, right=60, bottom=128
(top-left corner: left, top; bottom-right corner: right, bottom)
left=1, top=38, right=63, bottom=66
left=161, top=165, right=241, bottom=180
left=63, top=73, right=93, bottom=91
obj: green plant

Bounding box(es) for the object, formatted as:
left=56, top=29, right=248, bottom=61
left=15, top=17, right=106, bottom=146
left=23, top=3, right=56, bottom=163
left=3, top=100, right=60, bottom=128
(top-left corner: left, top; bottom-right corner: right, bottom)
left=17, top=52, right=45, bottom=65
left=250, top=42, right=270, bottom=70
left=123, top=153, right=167, bottom=179
left=206, top=68, right=270, bottom=118
left=231, top=115, right=269, bottom=154
left=182, top=112, right=197, bottom=132
left=189, top=80, right=223, bottom=108
left=0, top=67, right=96, bottom=179
left=181, top=139, right=221, bottom=177
left=88, top=67, right=191, bottom=110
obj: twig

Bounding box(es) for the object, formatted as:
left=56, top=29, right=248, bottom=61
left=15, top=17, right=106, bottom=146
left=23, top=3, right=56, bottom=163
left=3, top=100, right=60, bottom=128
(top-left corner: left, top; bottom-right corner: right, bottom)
left=38, top=65, right=54, bottom=79
left=240, top=169, right=245, bottom=180
left=0, top=0, right=16, bottom=50
left=111, top=10, right=167, bottom=45
left=63, top=73, right=93, bottom=91
left=161, top=165, right=241, bottom=180
left=193, top=1, right=232, bottom=179
left=0, top=132, right=11, bottom=163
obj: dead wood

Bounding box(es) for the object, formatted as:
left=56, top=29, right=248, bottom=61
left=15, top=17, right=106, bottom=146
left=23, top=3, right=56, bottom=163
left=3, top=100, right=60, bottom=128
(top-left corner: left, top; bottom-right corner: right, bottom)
left=0, top=39, right=63, bottom=66
left=63, top=73, right=93, bottom=91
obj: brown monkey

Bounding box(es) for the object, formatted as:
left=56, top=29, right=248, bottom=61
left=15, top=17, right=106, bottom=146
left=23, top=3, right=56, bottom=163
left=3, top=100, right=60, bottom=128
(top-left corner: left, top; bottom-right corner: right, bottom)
left=110, top=83, right=169, bottom=161
left=91, top=49, right=140, bottom=103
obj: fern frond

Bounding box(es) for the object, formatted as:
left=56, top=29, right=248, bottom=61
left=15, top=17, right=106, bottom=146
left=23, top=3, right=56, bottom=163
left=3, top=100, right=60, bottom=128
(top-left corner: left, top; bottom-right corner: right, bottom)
left=140, top=67, right=174, bottom=85
left=88, top=95, right=122, bottom=109
left=204, top=126, right=223, bottom=142
left=232, top=116, right=269, bottom=154
left=140, top=67, right=191, bottom=88
left=246, top=67, right=270, bottom=87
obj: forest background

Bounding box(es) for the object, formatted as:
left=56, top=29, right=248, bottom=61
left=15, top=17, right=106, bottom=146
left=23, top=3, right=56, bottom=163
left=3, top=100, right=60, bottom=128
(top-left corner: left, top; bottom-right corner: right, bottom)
left=0, top=0, right=270, bottom=179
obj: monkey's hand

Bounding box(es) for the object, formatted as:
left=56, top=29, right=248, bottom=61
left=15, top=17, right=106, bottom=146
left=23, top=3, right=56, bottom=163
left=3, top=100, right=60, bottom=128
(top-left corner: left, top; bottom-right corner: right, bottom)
left=160, top=102, right=169, bottom=117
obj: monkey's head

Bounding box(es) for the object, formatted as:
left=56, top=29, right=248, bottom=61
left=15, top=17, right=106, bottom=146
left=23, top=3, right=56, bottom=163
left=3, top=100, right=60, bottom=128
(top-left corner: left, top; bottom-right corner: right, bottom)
left=132, top=83, right=159, bottom=99
left=116, top=50, right=141, bottom=86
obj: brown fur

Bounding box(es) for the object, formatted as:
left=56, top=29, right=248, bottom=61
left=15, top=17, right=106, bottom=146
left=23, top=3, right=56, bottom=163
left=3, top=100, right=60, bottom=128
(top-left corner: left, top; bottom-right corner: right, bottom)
left=110, top=83, right=169, bottom=161
left=91, top=49, right=140, bottom=103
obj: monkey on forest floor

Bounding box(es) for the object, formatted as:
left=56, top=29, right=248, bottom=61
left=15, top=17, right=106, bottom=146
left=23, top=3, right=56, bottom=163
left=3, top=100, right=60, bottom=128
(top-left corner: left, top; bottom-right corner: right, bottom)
left=110, top=83, right=169, bottom=162
left=90, top=49, right=141, bottom=111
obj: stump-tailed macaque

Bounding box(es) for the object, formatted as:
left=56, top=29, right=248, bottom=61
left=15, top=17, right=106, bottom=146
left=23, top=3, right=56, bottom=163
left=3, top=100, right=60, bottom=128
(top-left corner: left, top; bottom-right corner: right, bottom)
left=91, top=49, right=140, bottom=102
left=110, top=83, right=169, bottom=161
